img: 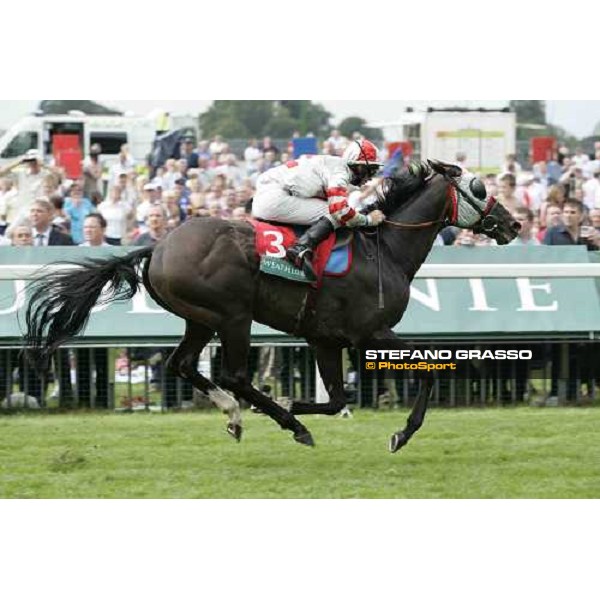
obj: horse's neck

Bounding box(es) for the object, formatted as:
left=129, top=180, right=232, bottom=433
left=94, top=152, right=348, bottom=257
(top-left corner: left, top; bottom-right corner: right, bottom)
left=384, top=179, right=447, bottom=280
left=384, top=226, right=439, bottom=282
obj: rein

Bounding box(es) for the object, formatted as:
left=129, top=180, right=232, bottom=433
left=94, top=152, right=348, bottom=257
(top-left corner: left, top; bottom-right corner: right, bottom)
left=383, top=217, right=445, bottom=229
left=381, top=172, right=498, bottom=235
left=382, top=184, right=453, bottom=230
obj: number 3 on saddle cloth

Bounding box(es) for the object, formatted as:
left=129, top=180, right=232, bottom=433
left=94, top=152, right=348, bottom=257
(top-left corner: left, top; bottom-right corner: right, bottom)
left=249, top=219, right=353, bottom=286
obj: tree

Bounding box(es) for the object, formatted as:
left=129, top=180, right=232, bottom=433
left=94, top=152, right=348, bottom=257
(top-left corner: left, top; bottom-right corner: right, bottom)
left=338, top=116, right=382, bottom=141
left=510, top=100, right=579, bottom=147
left=199, top=101, right=270, bottom=139
left=510, top=100, right=546, bottom=126
left=546, top=124, right=579, bottom=151
left=262, top=105, right=298, bottom=138
left=279, top=101, right=332, bottom=137
left=198, top=101, right=333, bottom=140
left=510, top=100, right=548, bottom=142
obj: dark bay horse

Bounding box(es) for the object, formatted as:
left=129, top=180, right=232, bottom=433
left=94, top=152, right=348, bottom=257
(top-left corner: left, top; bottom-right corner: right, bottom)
left=23, top=160, right=519, bottom=452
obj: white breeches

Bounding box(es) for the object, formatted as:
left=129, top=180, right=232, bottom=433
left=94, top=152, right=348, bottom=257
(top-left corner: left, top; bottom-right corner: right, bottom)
left=252, top=183, right=335, bottom=225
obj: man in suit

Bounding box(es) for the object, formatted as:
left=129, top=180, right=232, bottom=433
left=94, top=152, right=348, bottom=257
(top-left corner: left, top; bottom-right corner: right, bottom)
left=29, top=198, right=75, bottom=246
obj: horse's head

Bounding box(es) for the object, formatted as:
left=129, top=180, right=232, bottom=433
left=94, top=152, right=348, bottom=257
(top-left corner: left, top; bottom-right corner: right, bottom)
left=427, top=159, right=520, bottom=245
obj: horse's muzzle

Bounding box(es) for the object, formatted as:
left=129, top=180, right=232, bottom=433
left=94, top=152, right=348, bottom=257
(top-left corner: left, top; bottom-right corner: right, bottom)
left=494, top=220, right=521, bottom=245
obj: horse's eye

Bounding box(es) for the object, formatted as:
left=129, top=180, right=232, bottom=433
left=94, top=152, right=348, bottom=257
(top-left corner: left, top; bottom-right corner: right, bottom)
left=470, top=178, right=487, bottom=200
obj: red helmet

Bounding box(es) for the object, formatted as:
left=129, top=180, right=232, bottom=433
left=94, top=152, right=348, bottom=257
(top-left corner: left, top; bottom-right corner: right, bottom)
left=343, top=139, right=384, bottom=167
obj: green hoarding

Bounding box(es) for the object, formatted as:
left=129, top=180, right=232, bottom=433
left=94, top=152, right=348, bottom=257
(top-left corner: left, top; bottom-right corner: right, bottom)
left=1, top=246, right=599, bottom=346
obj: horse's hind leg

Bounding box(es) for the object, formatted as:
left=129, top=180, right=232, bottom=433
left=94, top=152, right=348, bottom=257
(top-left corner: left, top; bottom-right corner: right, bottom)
left=166, top=320, right=243, bottom=441
left=218, top=316, right=316, bottom=446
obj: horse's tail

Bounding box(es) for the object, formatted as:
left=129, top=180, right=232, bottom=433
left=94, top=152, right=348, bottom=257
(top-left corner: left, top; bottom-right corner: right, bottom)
left=23, top=246, right=155, bottom=373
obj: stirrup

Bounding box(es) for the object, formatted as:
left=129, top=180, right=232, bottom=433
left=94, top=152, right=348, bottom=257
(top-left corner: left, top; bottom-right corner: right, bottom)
left=286, top=245, right=309, bottom=268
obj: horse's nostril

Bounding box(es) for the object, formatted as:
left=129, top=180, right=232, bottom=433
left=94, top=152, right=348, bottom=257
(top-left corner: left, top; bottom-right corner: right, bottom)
left=512, top=221, right=522, bottom=232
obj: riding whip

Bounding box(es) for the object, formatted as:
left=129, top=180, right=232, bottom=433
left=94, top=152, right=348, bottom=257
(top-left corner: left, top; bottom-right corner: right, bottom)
left=377, top=228, right=384, bottom=309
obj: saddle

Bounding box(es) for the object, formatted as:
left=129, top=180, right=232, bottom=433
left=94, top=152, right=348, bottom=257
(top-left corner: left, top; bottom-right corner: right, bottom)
left=254, top=218, right=354, bottom=249
left=250, top=218, right=354, bottom=284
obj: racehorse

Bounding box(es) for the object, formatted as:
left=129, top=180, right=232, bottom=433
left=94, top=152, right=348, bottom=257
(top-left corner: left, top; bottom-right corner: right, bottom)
left=23, top=160, right=519, bottom=452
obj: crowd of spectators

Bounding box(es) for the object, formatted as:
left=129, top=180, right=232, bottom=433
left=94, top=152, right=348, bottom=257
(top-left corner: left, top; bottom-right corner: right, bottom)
left=1, top=128, right=599, bottom=408
left=3, top=131, right=599, bottom=251
left=0, top=137, right=259, bottom=248
left=440, top=143, right=600, bottom=250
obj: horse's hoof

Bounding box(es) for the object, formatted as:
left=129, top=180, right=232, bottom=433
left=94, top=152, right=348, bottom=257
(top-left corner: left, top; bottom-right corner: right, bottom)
left=227, top=423, right=243, bottom=442
left=389, top=431, right=408, bottom=453
left=294, top=430, right=315, bottom=447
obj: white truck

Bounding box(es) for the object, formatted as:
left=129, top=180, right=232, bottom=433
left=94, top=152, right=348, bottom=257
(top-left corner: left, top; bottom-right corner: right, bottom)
left=0, top=111, right=198, bottom=177
left=372, top=107, right=517, bottom=174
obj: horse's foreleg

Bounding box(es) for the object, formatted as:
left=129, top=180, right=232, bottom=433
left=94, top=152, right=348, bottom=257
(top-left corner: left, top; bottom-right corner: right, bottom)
left=368, top=330, right=434, bottom=453
left=388, top=372, right=434, bottom=453
left=291, top=345, right=347, bottom=416
left=218, top=319, right=315, bottom=447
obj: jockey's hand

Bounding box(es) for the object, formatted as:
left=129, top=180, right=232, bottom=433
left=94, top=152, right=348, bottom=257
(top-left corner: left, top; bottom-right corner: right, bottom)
left=367, top=210, right=385, bottom=226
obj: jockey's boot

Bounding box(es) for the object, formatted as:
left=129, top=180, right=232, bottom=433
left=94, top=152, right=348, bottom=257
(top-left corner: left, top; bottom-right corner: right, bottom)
left=286, top=217, right=335, bottom=282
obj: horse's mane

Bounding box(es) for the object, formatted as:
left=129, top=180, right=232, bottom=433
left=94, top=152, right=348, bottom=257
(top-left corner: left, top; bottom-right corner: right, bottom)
left=371, top=161, right=432, bottom=215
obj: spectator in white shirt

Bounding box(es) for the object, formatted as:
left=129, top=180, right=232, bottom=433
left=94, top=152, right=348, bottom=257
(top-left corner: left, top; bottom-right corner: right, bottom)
left=0, top=150, right=58, bottom=221
left=244, top=138, right=262, bottom=176
left=582, top=169, right=600, bottom=209
left=0, top=176, right=18, bottom=228
left=108, top=144, right=135, bottom=189
left=161, top=158, right=179, bottom=191
left=585, top=150, right=600, bottom=179
left=326, top=129, right=349, bottom=156
left=502, top=153, right=522, bottom=176
left=209, top=135, right=227, bottom=156
left=135, top=182, right=159, bottom=233
left=97, top=186, right=134, bottom=245
left=571, top=147, right=589, bottom=169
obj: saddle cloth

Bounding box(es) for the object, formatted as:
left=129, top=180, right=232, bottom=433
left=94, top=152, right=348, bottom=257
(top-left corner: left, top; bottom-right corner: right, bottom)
left=249, top=219, right=353, bottom=284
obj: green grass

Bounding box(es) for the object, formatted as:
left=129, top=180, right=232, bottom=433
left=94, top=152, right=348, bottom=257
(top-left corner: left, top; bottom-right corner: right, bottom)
left=0, top=407, right=599, bottom=498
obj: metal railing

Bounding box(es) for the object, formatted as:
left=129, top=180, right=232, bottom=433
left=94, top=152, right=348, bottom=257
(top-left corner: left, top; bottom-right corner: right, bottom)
left=2, top=340, right=597, bottom=410
left=2, top=259, right=599, bottom=411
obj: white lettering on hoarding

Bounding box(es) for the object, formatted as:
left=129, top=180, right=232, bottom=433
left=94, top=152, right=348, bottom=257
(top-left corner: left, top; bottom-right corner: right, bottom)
left=0, top=280, right=26, bottom=315
left=515, top=278, right=558, bottom=312
left=468, top=279, right=498, bottom=312
left=410, top=279, right=440, bottom=311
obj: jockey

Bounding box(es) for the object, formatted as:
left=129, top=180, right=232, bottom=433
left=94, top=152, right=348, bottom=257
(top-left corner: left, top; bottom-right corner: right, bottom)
left=252, top=139, right=386, bottom=281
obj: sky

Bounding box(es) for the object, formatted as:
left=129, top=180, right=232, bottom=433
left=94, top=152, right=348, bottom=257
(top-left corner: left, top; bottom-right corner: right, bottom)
left=0, top=100, right=599, bottom=139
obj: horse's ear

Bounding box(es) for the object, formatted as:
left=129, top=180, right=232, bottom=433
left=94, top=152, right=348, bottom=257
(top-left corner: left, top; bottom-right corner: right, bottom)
left=427, top=159, right=462, bottom=178
left=427, top=159, right=443, bottom=175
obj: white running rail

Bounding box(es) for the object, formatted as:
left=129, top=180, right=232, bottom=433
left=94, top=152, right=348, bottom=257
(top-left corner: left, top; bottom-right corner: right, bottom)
left=2, top=263, right=600, bottom=280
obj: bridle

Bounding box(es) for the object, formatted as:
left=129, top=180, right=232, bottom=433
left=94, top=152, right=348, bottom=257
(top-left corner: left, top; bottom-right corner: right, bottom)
left=381, top=174, right=452, bottom=231
left=442, top=171, right=501, bottom=235
left=382, top=172, right=501, bottom=235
